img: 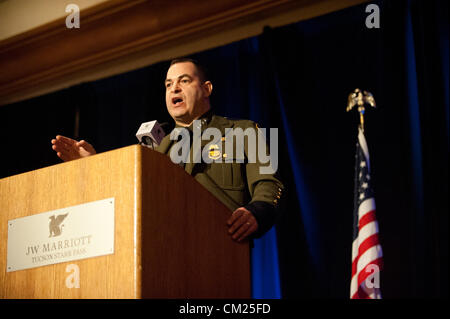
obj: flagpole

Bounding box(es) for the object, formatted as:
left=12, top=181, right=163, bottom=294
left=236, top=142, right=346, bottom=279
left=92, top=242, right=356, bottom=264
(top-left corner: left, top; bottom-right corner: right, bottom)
left=347, top=89, right=383, bottom=299
left=346, top=88, right=376, bottom=133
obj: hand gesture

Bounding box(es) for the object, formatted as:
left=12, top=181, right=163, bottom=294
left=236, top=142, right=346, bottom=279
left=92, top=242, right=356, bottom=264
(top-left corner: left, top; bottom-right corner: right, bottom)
left=51, top=135, right=96, bottom=162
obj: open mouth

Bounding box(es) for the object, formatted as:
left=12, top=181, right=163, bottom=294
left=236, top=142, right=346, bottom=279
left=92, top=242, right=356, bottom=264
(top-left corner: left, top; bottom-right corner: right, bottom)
left=172, top=97, right=184, bottom=106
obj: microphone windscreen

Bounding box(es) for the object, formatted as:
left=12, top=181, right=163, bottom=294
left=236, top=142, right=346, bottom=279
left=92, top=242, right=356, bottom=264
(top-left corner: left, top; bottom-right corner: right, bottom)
left=135, top=120, right=166, bottom=146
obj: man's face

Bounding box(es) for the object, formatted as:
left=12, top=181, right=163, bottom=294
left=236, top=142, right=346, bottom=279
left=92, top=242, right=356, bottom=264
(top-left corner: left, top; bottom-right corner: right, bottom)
left=165, top=62, right=212, bottom=126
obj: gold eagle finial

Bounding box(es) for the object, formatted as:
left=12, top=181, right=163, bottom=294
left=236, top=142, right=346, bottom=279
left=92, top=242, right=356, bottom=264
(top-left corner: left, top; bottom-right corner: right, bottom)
left=346, top=88, right=376, bottom=132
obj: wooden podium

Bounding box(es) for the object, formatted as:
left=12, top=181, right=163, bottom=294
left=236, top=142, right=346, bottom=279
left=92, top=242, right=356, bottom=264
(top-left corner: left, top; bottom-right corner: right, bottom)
left=0, top=145, right=250, bottom=298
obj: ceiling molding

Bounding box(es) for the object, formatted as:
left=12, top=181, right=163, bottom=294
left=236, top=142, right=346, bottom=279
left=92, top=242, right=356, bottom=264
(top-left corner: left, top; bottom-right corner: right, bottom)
left=0, top=0, right=367, bottom=106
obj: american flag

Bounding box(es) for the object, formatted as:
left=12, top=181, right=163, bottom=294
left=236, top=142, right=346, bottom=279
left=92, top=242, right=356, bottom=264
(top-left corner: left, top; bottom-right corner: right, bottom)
left=350, top=128, right=383, bottom=299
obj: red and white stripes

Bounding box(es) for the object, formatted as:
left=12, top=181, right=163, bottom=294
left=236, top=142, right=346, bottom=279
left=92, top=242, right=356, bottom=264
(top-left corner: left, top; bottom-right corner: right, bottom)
left=350, top=128, right=383, bottom=299
left=350, top=198, right=383, bottom=299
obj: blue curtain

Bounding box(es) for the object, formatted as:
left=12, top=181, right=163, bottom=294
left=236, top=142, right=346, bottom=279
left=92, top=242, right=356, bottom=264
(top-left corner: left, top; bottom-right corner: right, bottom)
left=0, top=0, right=447, bottom=298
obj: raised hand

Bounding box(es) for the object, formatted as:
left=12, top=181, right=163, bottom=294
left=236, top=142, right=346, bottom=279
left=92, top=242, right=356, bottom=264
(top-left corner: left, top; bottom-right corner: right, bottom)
left=51, top=135, right=96, bottom=162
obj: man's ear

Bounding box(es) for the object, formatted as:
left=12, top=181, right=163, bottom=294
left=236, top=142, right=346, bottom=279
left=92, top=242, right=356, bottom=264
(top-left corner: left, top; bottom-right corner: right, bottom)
left=203, top=81, right=213, bottom=97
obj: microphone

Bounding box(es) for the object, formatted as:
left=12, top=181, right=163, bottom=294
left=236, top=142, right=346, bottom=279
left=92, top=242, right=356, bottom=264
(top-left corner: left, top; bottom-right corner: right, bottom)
left=135, top=120, right=166, bottom=149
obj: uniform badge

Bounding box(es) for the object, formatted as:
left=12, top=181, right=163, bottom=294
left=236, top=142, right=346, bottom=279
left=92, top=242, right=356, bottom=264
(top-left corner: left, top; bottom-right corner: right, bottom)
left=208, top=144, right=221, bottom=160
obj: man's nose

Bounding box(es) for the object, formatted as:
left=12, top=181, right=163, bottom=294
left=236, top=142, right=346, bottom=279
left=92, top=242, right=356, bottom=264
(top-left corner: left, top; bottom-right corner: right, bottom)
left=171, top=82, right=181, bottom=93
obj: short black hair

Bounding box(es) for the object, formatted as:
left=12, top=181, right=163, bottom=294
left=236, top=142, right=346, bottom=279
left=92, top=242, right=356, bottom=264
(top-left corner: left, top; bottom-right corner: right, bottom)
left=169, top=57, right=209, bottom=82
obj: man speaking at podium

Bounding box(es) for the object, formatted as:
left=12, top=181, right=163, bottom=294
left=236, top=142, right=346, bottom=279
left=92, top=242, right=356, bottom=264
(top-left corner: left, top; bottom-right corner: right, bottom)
left=51, top=58, right=283, bottom=243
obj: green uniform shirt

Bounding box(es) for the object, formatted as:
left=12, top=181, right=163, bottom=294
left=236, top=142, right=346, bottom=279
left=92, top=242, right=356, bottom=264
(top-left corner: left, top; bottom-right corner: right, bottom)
left=156, top=110, right=284, bottom=238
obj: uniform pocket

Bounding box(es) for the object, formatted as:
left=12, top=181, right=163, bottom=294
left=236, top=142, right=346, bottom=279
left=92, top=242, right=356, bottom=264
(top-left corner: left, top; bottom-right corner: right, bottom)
left=207, top=161, right=245, bottom=190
